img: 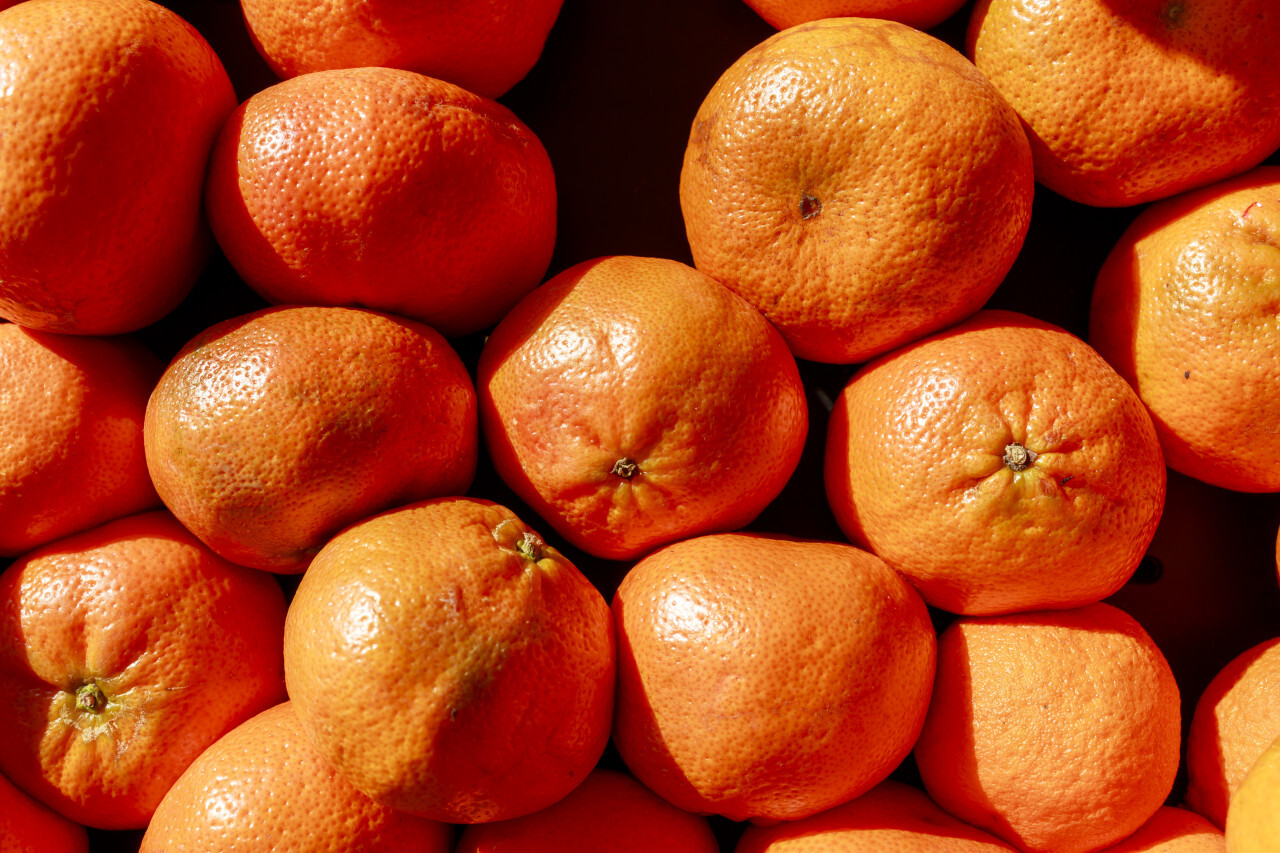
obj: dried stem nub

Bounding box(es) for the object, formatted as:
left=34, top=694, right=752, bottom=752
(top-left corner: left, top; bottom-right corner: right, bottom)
left=76, top=682, right=105, bottom=713
left=516, top=531, right=542, bottom=563
left=1003, top=442, right=1037, bottom=472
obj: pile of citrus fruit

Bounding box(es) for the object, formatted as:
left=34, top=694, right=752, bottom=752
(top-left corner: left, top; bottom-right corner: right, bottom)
left=1, top=0, right=1278, bottom=851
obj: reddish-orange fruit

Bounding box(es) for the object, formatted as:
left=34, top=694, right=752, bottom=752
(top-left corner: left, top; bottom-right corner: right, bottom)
left=825, top=309, right=1166, bottom=616
left=680, top=17, right=1033, bottom=364
left=1225, top=733, right=1280, bottom=853
left=1185, top=637, right=1280, bottom=828
left=0, top=325, right=159, bottom=556
left=479, top=255, right=807, bottom=560
left=914, top=603, right=1182, bottom=853
left=455, top=769, right=719, bottom=853
left=740, top=0, right=967, bottom=31
left=734, top=780, right=1017, bottom=852
left=0, top=770, right=87, bottom=853
left=140, top=702, right=453, bottom=853
left=284, top=497, right=614, bottom=823
left=612, top=532, right=936, bottom=822
left=240, top=0, right=564, bottom=99
left=1090, top=167, right=1280, bottom=492
left=1099, top=807, right=1224, bottom=853
left=0, top=511, right=287, bottom=829
left=204, top=66, right=556, bottom=338
left=968, top=0, right=1280, bottom=207
left=0, top=0, right=234, bottom=334
left=144, top=306, right=477, bottom=573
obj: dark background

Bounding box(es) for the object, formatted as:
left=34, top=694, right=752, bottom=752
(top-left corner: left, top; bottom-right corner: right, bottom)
left=46, top=0, right=1280, bottom=848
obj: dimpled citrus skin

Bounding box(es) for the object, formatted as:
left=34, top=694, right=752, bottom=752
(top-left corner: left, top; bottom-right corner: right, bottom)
left=1090, top=167, right=1280, bottom=493
left=914, top=603, right=1182, bottom=853
left=205, top=66, right=556, bottom=338
left=1185, top=638, right=1280, bottom=829
left=0, top=770, right=87, bottom=853
left=968, top=0, right=1280, bottom=207
left=283, top=497, right=615, bottom=824
left=240, top=0, right=564, bottom=99
left=734, top=780, right=1017, bottom=852
left=455, top=769, right=719, bottom=853
left=0, top=0, right=234, bottom=334
left=1225, top=734, right=1280, bottom=853
left=612, top=532, right=936, bottom=823
left=0, top=325, right=160, bottom=556
left=139, top=702, right=453, bottom=853
left=144, top=305, right=477, bottom=573
left=479, top=255, right=807, bottom=560
left=825, top=309, right=1166, bottom=616
left=1099, top=807, right=1224, bottom=852
left=679, top=18, right=1033, bottom=364
left=741, top=0, right=968, bottom=31
left=0, top=511, right=287, bottom=830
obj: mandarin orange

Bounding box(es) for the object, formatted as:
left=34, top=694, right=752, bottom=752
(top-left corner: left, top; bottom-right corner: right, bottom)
left=825, top=309, right=1166, bottom=615
left=968, top=0, right=1280, bottom=206
left=204, top=66, right=556, bottom=338
left=240, top=0, right=564, bottom=99
left=680, top=17, right=1033, bottom=364
left=455, top=769, right=719, bottom=853
left=144, top=305, right=477, bottom=573
left=0, top=770, right=87, bottom=853
left=0, top=0, right=234, bottom=333
left=284, top=497, right=614, bottom=823
left=479, top=255, right=807, bottom=560
left=1099, top=807, right=1224, bottom=853
left=734, top=780, right=1017, bottom=852
left=1090, top=166, right=1280, bottom=492
left=612, top=532, right=935, bottom=822
left=914, top=603, right=1182, bottom=853
left=1225, top=733, right=1280, bottom=853
left=139, top=702, right=453, bottom=853
left=1185, top=637, right=1280, bottom=828
left=740, top=0, right=967, bottom=31
left=0, top=325, right=159, bottom=556
left=0, top=511, right=287, bottom=829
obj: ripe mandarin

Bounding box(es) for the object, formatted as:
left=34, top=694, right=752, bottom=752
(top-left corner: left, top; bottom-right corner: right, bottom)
left=479, top=255, right=807, bottom=560
left=914, top=603, right=1182, bottom=853
left=1099, top=807, right=1225, bottom=853
left=0, top=511, right=287, bottom=829
left=1091, top=166, right=1280, bottom=492
left=1185, top=637, right=1280, bottom=828
left=139, top=702, right=453, bottom=853
left=283, top=497, right=615, bottom=823
left=0, top=0, right=235, bottom=333
left=144, top=305, right=477, bottom=573
left=968, top=0, right=1280, bottom=206
left=612, top=532, right=936, bottom=822
left=740, top=0, right=967, bottom=31
left=825, top=309, right=1166, bottom=615
left=0, top=770, right=87, bottom=853
left=734, top=780, right=1017, bottom=852
left=455, top=769, right=719, bottom=853
left=1225, top=734, right=1280, bottom=853
left=0, top=325, right=159, bottom=556
left=204, top=66, right=556, bottom=338
left=680, top=17, right=1033, bottom=363
left=240, top=0, right=564, bottom=99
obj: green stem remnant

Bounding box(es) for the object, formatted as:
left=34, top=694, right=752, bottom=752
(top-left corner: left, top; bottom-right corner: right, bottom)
left=76, top=682, right=105, bottom=713
left=516, top=531, right=542, bottom=563
left=1003, top=442, right=1038, bottom=472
